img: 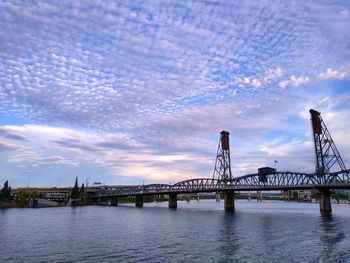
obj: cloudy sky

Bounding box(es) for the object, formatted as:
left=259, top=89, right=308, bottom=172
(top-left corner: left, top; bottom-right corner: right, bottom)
left=0, top=0, right=349, bottom=187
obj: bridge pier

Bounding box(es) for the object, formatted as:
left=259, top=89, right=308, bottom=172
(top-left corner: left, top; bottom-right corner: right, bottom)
left=285, top=190, right=291, bottom=202
left=257, top=191, right=263, bottom=202
left=224, top=192, right=235, bottom=212
left=319, top=190, right=332, bottom=214
left=169, top=193, right=177, bottom=209
left=135, top=195, right=143, bottom=208
left=111, top=197, right=118, bottom=206
left=216, top=192, right=220, bottom=202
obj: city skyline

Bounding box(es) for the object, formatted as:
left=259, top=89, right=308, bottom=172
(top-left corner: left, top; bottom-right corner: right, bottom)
left=0, top=1, right=349, bottom=187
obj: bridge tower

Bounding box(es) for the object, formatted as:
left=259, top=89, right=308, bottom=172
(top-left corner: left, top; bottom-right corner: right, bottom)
left=309, top=109, right=347, bottom=214
left=309, top=109, right=347, bottom=180
left=213, top=130, right=233, bottom=182
left=213, top=130, right=234, bottom=211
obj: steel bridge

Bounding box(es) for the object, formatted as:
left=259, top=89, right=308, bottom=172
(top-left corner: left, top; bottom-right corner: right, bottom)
left=93, top=170, right=350, bottom=197
left=89, top=109, right=350, bottom=213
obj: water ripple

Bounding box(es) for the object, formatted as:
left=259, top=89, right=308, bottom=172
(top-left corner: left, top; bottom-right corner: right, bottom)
left=1, top=201, right=350, bottom=263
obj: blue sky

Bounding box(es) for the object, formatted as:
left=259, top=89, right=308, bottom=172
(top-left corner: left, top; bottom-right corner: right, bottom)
left=0, top=0, right=349, bottom=187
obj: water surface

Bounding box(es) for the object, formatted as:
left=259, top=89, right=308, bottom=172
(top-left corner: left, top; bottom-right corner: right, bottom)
left=1, top=200, right=349, bottom=262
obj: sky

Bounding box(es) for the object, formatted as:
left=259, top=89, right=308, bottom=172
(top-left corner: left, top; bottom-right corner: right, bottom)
left=0, top=0, right=349, bottom=188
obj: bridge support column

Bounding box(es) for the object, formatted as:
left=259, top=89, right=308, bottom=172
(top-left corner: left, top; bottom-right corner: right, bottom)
left=111, top=197, right=118, bottom=206
left=319, top=190, right=332, bottom=214
left=169, top=193, right=177, bottom=209
left=257, top=191, right=263, bottom=202
left=224, top=192, right=235, bottom=212
left=284, top=190, right=291, bottom=202
left=135, top=195, right=143, bottom=208
left=216, top=192, right=220, bottom=202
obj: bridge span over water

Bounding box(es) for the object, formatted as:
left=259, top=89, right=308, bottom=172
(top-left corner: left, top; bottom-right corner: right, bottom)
left=89, top=110, right=350, bottom=214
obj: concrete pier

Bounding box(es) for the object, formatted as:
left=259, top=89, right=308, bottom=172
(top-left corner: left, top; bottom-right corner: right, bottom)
left=257, top=191, right=263, bottom=202
left=224, top=192, right=235, bottom=212
left=135, top=195, right=143, bottom=208
left=216, top=192, right=220, bottom=202
left=111, top=197, right=118, bottom=206
left=285, top=190, right=291, bottom=201
left=319, top=190, right=332, bottom=214
left=169, top=193, right=177, bottom=209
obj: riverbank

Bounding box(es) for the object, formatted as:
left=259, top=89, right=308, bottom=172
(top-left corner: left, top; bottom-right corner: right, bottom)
left=0, top=201, right=25, bottom=208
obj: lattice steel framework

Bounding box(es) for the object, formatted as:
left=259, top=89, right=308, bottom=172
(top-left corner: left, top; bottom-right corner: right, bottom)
left=213, top=130, right=233, bottom=182
left=90, top=169, right=350, bottom=199
left=310, top=109, right=347, bottom=181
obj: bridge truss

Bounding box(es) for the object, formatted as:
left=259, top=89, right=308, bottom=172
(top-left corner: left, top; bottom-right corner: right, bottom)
left=92, top=169, right=350, bottom=198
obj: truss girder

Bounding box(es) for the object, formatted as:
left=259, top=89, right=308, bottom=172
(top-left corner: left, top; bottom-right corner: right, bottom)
left=90, top=170, right=350, bottom=198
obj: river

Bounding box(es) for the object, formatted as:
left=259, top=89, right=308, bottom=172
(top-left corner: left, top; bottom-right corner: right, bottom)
left=0, top=200, right=350, bottom=262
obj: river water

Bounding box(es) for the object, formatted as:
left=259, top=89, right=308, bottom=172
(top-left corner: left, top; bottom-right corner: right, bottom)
left=1, top=200, right=350, bottom=263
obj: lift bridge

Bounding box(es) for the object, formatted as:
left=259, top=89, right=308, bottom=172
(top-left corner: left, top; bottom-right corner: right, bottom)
left=90, top=109, right=350, bottom=213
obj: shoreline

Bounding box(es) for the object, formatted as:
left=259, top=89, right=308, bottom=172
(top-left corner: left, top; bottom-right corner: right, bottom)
left=0, top=201, right=25, bottom=208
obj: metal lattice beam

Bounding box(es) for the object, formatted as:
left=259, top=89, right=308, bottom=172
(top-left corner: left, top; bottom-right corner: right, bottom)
left=90, top=170, right=350, bottom=198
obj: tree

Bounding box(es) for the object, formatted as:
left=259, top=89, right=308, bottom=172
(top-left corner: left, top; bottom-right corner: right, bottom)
left=1, top=180, right=11, bottom=201
left=79, top=183, right=86, bottom=203
left=71, top=177, right=80, bottom=199
left=17, top=190, right=30, bottom=205
left=16, top=190, right=39, bottom=206
left=79, top=183, right=85, bottom=195
left=31, top=190, right=39, bottom=199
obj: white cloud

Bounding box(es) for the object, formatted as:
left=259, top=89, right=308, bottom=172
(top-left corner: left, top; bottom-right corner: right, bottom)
left=251, top=79, right=262, bottom=89
left=290, top=75, right=310, bottom=86
left=234, top=67, right=283, bottom=89
left=0, top=141, right=20, bottom=151
left=278, top=75, right=310, bottom=88
left=278, top=80, right=289, bottom=89
left=319, top=67, right=350, bottom=79
left=265, top=67, right=283, bottom=81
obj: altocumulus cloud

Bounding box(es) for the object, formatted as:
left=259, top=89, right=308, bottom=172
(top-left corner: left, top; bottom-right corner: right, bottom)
left=0, top=0, right=349, bottom=186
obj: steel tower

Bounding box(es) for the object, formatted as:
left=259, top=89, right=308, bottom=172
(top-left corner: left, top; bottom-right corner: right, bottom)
left=309, top=109, right=347, bottom=180
left=213, top=130, right=233, bottom=182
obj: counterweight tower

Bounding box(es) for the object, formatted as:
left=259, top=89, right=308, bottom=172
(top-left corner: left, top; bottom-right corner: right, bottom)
left=213, top=130, right=233, bottom=182
left=309, top=109, right=347, bottom=180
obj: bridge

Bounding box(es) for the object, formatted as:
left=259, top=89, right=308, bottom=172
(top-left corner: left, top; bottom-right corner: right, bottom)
left=89, top=109, right=350, bottom=214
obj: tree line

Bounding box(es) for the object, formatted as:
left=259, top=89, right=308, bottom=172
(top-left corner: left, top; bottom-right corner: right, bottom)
left=71, top=176, right=85, bottom=200
left=0, top=180, right=12, bottom=202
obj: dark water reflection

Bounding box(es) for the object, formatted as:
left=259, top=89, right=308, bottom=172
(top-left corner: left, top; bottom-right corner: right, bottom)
left=218, top=213, right=240, bottom=262
left=317, top=214, right=347, bottom=262
left=0, top=200, right=350, bottom=263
